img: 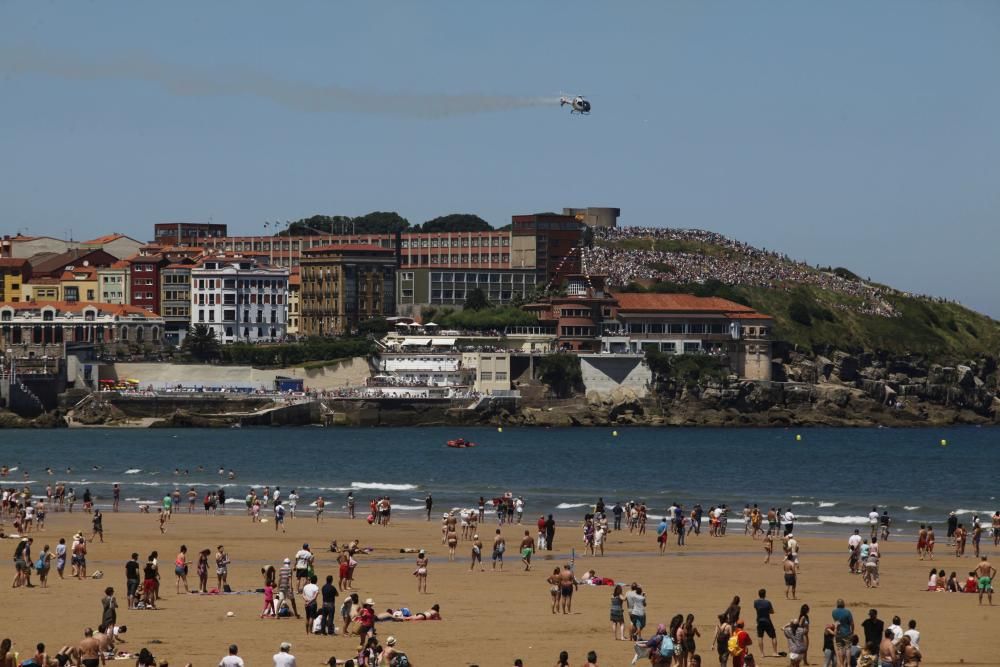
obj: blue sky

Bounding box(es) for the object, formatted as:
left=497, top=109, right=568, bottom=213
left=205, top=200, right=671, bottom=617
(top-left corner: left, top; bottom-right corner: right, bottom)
left=2, top=2, right=999, bottom=316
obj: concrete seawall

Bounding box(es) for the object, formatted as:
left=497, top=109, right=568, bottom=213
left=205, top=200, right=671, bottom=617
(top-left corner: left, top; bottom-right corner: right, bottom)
left=105, top=357, right=371, bottom=390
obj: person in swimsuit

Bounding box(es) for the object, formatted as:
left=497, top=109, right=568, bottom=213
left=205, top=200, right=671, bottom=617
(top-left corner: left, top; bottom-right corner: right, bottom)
left=77, top=629, right=101, bottom=667
left=546, top=567, right=562, bottom=614
left=414, top=550, right=428, bottom=593
left=215, top=545, right=229, bottom=590
left=491, top=529, right=505, bottom=570
left=784, top=553, right=798, bottom=599
left=470, top=534, right=483, bottom=572
left=520, top=531, right=534, bottom=571
left=975, top=556, right=995, bottom=605
left=559, top=565, right=578, bottom=614
left=174, top=545, right=190, bottom=594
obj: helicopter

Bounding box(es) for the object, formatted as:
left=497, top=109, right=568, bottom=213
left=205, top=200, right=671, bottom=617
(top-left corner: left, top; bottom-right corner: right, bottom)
left=560, top=95, right=591, bottom=115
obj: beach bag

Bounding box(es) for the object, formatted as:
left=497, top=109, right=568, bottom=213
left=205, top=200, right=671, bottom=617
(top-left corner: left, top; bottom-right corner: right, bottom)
left=727, top=634, right=742, bottom=657
left=35, top=556, right=46, bottom=571
left=658, top=635, right=675, bottom=658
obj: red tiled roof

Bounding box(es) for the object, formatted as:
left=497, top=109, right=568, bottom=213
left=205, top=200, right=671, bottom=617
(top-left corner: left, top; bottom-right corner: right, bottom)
left=611, top=292, right=757, bottom=314
left=302, top=244, right=393, bottom=254
left=0, top=258, right=30, bottom=269
left=83, top=233, right=138, bottom=245
left=60, top=266, right=98, bottom=280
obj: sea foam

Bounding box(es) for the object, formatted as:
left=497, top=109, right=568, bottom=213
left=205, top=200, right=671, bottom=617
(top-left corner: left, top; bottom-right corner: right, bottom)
left=350, top=482, right=418, bottom=491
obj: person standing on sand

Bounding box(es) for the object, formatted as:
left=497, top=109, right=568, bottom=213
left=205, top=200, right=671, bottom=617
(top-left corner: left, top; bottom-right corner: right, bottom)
left=346, top=492, right=355, bottom=519
left=831, top=599, right=854, bottom=667
left=783, top=553, right=797, bottom=599
left=302, top=575, right=320, bottom=636
left=294, top=544, right=313, bottom=593
left=609, top=584, right=625, bottom=640
left=175, top=545, right=190, bottom=594
left=545, top=514, right=556, bottom=551
left=470, top=534, right=483, bottom=571
left=763, top=531, right=774, bottom=564
left=197, top=549, right=210, bottom=593
left=425, top=494, right=433, bottom=521
left=315, top=496, right=325, bottom=522
left=101, top=587, right=118, bottom=630
left=492, top=529, right=505, bottom=571
left=559, top=565, right=578, bottom=615
left=279, top=558, right=300, bottom=618
left=520, top=530, right=534, bottom=571
left=753, top=589, right=777, bottom=657
left=415, top=550, right=428, bottom=593
left=976, top=556, right=995, bottom=605
left=216, top=545, right=230, bottom=591
left=446, top=525, right=458, bottom=561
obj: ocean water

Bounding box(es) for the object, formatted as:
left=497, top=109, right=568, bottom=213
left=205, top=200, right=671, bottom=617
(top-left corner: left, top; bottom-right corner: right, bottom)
left=1, top=426, right=996, bottom=534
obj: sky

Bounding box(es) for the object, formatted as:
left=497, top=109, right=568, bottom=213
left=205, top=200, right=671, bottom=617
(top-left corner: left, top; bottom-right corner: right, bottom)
left=1, top=1, right=999, bottom=316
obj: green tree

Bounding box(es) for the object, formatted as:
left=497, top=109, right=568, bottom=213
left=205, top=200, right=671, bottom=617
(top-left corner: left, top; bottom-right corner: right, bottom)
left=463, top=287, right=490, bottom=311
left=536, top=353, right=583, bottom=398
left=352, top=211, right=410, bottom=233
left=182, top=324, right=220, bottom=361
left=417, top=214, right=493, bottom=233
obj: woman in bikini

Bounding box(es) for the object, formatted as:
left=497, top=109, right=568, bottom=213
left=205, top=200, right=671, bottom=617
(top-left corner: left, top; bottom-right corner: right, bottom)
left=547, top=567, right=562, bottom=614
left=197, top=549, right=210, bottom=593
left=414, top=550, right=428, bottom=593
left=174, top=545, right=190, bottom=594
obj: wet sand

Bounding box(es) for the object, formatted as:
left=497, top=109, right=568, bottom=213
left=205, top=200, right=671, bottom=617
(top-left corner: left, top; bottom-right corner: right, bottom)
left=1, top=509, right=994, bottom=666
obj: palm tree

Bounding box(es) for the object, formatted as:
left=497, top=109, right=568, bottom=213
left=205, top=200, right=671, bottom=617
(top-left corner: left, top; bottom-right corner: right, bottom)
left=182, top=324, right=220, bottom=361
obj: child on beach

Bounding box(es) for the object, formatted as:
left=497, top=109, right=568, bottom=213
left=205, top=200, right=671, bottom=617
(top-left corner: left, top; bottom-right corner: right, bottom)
left=261, top=582, right=275, bottom=617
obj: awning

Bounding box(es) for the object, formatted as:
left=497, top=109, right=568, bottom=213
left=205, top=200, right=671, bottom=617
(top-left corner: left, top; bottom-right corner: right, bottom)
left=431, top=337, right=457, bottom=346
left=401, top=338, right=431, bottom=346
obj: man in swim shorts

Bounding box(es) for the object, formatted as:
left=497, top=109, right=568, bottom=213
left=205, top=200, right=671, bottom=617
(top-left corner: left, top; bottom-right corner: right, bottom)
left=520, top=531, right=534, bottom=571
left=559, top=564, right=577, bottom=614
left=77, top=629, right=101, bottom=667
left=783, top=553, right=797, bottom=599
left=975, top=556, right=995, bottom=605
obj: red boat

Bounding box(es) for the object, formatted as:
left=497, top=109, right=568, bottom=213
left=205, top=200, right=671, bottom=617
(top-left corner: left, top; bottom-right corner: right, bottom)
left=447, top=438, right=477, bottom=449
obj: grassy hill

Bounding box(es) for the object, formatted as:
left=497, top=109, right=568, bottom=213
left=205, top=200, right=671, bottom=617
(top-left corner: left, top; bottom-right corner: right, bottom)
left=595, top=234, right=1000, bottom=360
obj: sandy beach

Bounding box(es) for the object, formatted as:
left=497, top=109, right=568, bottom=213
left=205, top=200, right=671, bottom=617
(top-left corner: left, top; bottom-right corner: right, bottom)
left=2, top=508, right=994, bottom=666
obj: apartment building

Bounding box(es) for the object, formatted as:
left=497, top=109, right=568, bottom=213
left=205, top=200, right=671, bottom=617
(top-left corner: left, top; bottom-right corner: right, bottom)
left=189, top=256, right=289, bottom=343
left=299, top=245, right=396, bottom=336
left=97, top=261, right=131, bottom=305
left=161, top=263, right=193, bottom=345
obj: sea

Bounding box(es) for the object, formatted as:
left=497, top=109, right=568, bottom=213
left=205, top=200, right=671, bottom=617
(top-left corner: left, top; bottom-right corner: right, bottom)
left=1, top=426, right=996, bottom=536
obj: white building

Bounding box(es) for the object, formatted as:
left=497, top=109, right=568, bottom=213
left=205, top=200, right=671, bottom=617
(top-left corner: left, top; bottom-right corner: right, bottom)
left=189, top=256, right=289, bottom=344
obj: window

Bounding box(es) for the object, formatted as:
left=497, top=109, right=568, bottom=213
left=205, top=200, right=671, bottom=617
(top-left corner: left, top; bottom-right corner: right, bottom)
left=495, top=371, right=507, bottom=381
left=224, top=309, right=236, bottom=321
left=683, top=342, right=700, bottom=353
left=480, top=371, right=492, bottom=381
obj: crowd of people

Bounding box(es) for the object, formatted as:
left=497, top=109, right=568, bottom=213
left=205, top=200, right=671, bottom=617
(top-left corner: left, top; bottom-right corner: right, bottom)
left=584, top=227, right=903, bottom=318
left=5, top=470, right=998, bottom=667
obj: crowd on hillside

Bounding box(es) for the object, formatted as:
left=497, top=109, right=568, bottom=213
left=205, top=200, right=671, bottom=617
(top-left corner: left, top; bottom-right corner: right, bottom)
left=585, top=227, right=902, bottom=318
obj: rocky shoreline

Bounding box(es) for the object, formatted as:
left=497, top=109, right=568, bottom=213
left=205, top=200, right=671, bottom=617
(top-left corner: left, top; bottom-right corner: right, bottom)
left=3, top=349, right=998, bottom=429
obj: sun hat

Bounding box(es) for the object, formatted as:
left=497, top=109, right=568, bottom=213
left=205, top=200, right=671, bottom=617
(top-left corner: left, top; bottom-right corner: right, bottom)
left=279, top=642, right=291, bottom=651
left=365, top=598, right=374, bottom=605
left=283, top=558, right=291, bottom=564
left=386, top=637, right=396, bottom=646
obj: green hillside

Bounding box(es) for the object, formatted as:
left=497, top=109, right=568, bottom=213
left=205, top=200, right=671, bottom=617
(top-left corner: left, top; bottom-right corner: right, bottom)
left=596, top=235, right=1000, bottom=360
